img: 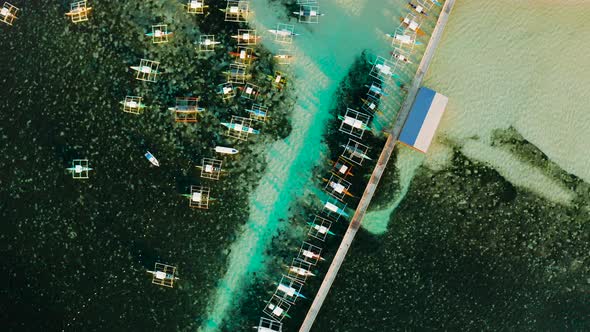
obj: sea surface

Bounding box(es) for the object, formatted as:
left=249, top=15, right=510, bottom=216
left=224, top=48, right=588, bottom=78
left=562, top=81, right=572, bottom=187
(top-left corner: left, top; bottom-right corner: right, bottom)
left=310, top=1, right=589, bottom=331
left=2, top=0, right=588, bottom=331
left=364, top=0, right=590, bottom=233
left=200, top=0, right=410, bottom=329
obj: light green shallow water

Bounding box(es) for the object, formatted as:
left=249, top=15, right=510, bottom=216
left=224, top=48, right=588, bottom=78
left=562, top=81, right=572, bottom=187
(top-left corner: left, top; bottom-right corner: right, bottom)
left=200, top=0, right=410, bottom=329
left=425, top=0, right=590, bottom=197
left=365, top=0, right=590, bottom=234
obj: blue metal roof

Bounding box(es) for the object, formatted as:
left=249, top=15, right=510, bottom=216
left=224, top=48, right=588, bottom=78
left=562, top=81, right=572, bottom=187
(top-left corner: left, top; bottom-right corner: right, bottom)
left=399, top=87, right=437, bottom=147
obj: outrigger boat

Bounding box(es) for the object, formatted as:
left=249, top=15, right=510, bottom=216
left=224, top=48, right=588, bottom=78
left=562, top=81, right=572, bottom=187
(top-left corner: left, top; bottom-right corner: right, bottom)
left=386, top=32, right=423, bottom=46
left=287, top=265, right=316, bottom=278
left=246, top=107, right=268, bottom=118
left=391, top=50, right=412, bottom=64
left=366, top=83, right=389, bottom=97
left=186, top=1, right=208, bottom=10
left=361, top=98, right=383, bottom=115
left=274, top=282, right=306, bottom=299
left=0, top=7, right=17, bottom=21
left=322, top=178, right=354, bottom=197
left=268, top=29, right=300, bottom=38
left=215, top=146, right=239, bottom=155
left=369, top=59, right=399, bottom=80
left=196, top=163, right=222, bottom=174
left=331, top=159, right=354, bottom=177
left=338, top=115, right=371, bottom=131
left=144, top=151, right=160, bottom=167
left=237, top=85, right=261, bottom=99
left=307, top=222, right=336, bottom=236
left=266, top=302, right=292, bottom=319
left=408, top=1, right=429, bottom=16
left=221, top=122, right=260, bottom=135
left=222, top=68, right=251, bottom=79
left=146, top=269, right=178, bottom=282
left=168, top=105, right=205, bottom=113
left=229, top=50, right=257, bottom=60
left=274, top=54, right=294, bottom=61
left=300, top=248, right=325, bottom=262
left=231, top=32, right=260, bottom=43
left=146, top=29, right=173, bottom=38
left=131, top=65, right=160, bottom=75
left=181, top=191, right=215, bottom=202
left=268, top=71, right=287, bottom=88
left=119, top=99, right=146, bottom=111
left=400, top=15, right=425, bottom=36
left=293, top=8, right=324, bottom=18
left=324, top=200, right=349, bottom=217
left=65, top=5, right=92, bottom=17
left=199, top=38, right=221, bottom=46
left=66, top=164, right=93, bottom=174
left=341, top=144, right=372, bottom=161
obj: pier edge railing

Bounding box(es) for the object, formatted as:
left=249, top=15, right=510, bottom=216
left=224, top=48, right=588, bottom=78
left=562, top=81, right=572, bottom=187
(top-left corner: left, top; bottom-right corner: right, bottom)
left=298, top=1, right=457, bottom=331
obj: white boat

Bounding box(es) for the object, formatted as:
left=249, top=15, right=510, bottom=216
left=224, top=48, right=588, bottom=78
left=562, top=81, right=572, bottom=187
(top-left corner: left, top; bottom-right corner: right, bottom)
left=289, top=266, right=315, bottom=277
left=199, top=38, right=220, bottom=46
left=268, top=29, right=300, bottom=37
left=215, top=146, right=239, bottom=155
left=144, top=151, right=160, bottom=167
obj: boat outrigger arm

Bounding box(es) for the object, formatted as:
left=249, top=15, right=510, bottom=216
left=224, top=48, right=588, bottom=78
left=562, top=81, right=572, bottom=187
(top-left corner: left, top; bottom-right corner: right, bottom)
left=302, top=249, right=325, bottom=261
left=408, top=1, right=429, bottom=16
left=275, top=282, right=306, bottom=299
left=274, top=54, right=293, bottom=60
left=293, top=9, right=324, bottom=17
left=221, top=122, right=260, bottom=134
left=268, top=29, right=300, bottom=37
left=131, top=66, right=159, bottom=74
left=341, top=144, right=372, bottom=160
left=338, top=115, right=371, bottom=131
left=366, top=84, right=390, bottom=96
left=66, top=6, right=92, bottom=16
left=146, top=30, right=173, bottom=37
left=67, top=165, right=93, bottom=173
left=391, top=51, right=412, bottom=64
left=168, top=105, right=205, bottom=112
left=289, top=265, right=316, bottom=277
left=200, top=39, right=220, bottom=46
left=324, top=178, right=354, bottom=197
left=307, top=222, right=336, bottom=236
left=324, top=201, right=349, bottom=217
left=246, top=108, right=267, bottom=118
left=120, top=100, right=146, bottom=109
left=229, top=51, right=257, bottom=60
left=147, top=270, right=179, bottom=281
left=187, top=1, right=208, bottom=10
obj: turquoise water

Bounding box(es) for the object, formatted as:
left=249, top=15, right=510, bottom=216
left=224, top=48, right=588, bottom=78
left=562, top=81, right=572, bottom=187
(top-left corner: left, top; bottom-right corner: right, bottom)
left=200, top=0, right=414, bottom=329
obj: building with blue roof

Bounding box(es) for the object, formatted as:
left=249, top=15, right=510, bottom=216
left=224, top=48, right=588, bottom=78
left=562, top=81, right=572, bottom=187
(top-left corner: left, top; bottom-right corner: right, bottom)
left=399, top=87, right=448, bottom=153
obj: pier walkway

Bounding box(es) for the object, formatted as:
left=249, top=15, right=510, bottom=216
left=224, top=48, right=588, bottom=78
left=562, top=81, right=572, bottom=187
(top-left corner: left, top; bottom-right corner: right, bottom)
left=299, top=1, right=456, bottom=331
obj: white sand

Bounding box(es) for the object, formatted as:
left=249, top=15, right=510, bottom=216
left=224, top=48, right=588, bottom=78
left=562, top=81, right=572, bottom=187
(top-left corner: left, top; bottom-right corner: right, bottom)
left=425, top=0, right=590, bottom=201
left=363, top=0, right=590, bottom=235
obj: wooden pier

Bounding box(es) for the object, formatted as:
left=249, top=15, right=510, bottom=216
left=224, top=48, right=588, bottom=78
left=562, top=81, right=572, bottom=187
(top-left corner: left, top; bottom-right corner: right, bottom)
left=299, top=1, right=456, bottom=331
